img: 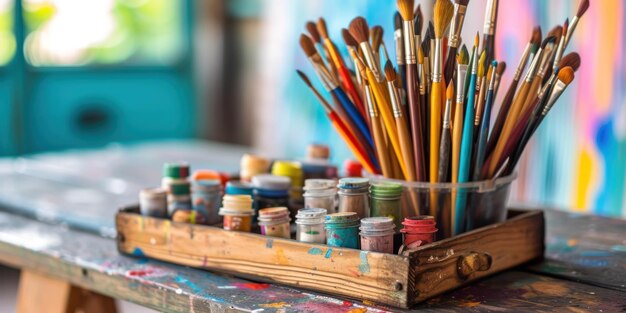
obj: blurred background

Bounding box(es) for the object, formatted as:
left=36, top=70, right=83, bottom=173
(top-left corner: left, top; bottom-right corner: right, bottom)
left=0, top=0, right=623, bottom=218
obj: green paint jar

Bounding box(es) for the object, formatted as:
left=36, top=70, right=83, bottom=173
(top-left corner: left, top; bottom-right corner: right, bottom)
left=324, top=212, right=360, bottom=249
left=370, top=182, right=404, bottom=229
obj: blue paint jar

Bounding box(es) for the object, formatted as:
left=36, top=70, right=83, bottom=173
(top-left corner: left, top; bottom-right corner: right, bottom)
left=252, top=174, right=291, bottom=222
left=191, top=179, right=222, bottom=225
left=325, top=212, right=360, bottom=249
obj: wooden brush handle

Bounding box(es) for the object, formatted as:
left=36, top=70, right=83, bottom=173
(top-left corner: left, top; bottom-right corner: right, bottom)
left=328, top=112, right=377, bottom=174
left=437, top=128, right=451, bottom=183
left=486, top=78, right=520, bottom=157
left=371, top=115, right=393, bottom=177
left=443, top=47, right=458, bottom=84
left=430, top=82, right=443, bottom=183
left=396, top=115, right=416, bottom=181
left=406, top=64, right=426, bottom=181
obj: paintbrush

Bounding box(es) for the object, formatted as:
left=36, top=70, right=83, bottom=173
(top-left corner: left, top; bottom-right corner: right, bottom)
left=372, top=26, right=391, bottom=65
left=386, top=61, right=417, bottom=181
left=296, top=70, right=378, bottom=174
left=482, top=0, right=499, bottom=68
left=552, top=19, right=569, bottom=73
left=493, top=61, right=506, bottom=98
left=472, top=51, right=488, bottom=148
left=318, top=18, right=368, bottom=122
left=454, top=33, right=479, bottom=235
left=422, top=23, right=433, bottom=94
left=341, top=29, right=363, bottom=86
left=306, top=21, right=337, bottom=80
left=364, top=77, right=393, bottom=177
left=452, top=49, right=469, bottom=185
left=394, top=12, right=407, bottom=94
left=429, top=0, right=454, bottom=184
left=438, top=81, right=454, bottom=182
left=444, top=0, right=470, bottom=83
left=486, top=27, right=541, bottom=156
left=300, top=34, right=376, bottom=160
left=349, top=17, right=410, bottom=179
left=397, top=0, right=426, bottom=182
left=473, top=60, right=497, bottom=180
left=564, top=0, right=590, bottom=48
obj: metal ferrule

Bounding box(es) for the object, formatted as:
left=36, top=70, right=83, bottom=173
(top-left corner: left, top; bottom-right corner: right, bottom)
left=443, top=99, right=452, bottom=128
left=365, top=84, right=377, bottom=117
left=543, top=79, right=567, bottom=115
left=448, top=4, right=467, bottom=48
left=387, top=82, right=402, bottom=118
left=488, top=65, right=498, bottom=91
left=309, top=56, right=337, bottom=91
left=432, top=40, right=443, bottom=82
left=524, top=47, right=543, bottom=83
left=402, top=20, right=416, bottom=64
left=514, top=44, right=531, bottom=81
left=494, top=73, right=502, bottom=94
left=394, top=29, right=404, bottom=65
left=483, top=0, right=497, bottom=35
left=359, top=42, right=382, bottom=82
left=471, top=47, right=479, bottom=75
left=456, top=64, right=468, bottom=104
left=565, top=16, right=580, bottom=48
left=538, top=74, right=557, bottom=100
left=552, top=34, right=567, bottom=72
left=539, top=48, right=556, bottom=78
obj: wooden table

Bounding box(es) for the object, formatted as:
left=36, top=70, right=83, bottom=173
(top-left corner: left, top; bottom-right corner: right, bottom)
left=1, top=141, right=625, bottom=312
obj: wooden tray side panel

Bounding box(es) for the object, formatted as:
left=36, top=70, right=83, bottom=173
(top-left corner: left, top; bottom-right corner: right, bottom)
left=407, top=210, right=545, bottom=305
left=116, top=213, right=411, bottom=308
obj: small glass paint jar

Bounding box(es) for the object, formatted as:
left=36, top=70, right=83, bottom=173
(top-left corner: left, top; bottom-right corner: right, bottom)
left=139, top=187, right=167, bottom=218
left=240, top=154, right=270, bottom=182
left=167, top=181, right=192, bottom=217
left=370, top=182, right=404, bottom=229
left=295, top=208, right=327, bottom=243
left=191, top=179, right=222, bottom=225
left=225, top=181, right=254, bottom=196
left=324, top=212, right=360, bottom=249
left=343, top=160, right=363, bottom=177
left=258, top=207, right=291, bottom=239
left=219, top=195, right=254, bottom=232
left=162, top=162, right=190, bottom=194
left=271, top=161, right=304, bottom=203
left=252, top=174, right=291, bottom=218
left=337, top=178, right=370, bottom=219
left=303, top=179, right=337, bottom=213
left=359, top=217, right=395, bottom=254
left=401, top=216, right=437, bottom=249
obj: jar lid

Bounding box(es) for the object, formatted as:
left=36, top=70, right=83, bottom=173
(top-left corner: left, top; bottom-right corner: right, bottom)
left=252, top=174, right=291, bottom=190
left=296, top=208, right=327, bottom=219
left=343, top=160, right=363, bottom=177
left=140, top=187, right=167, bottom=199
left=307, top=144, right=330, bottom=160
left=163, top=162, right=190, bottom=178
left=192, top=170, right=229, bottom=186
left=192, top=179, right=221, bottom=191
left=219, top=207, right=254, bottom=216
left=325, top=212, right=359, bottom=224
left=271, top=161, right=303, bottom=178
left=338, top=177, right=370, bottom=189
left=360, top=217, right=395, bottom=231
left=402, top=215, right=436, bottom=226
left=225, top=181, right=254, bottom=195
left=303, top=179, right=336, bottom=191
left=240, top=154, right=270, bottom=170
left=169, top=181, right=191, bottom=195
left=258, top=207, right=289, bottom=218
left=370, top=182, right=404, bottom=196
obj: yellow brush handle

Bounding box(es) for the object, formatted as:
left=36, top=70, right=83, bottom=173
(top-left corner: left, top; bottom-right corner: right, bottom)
left=371, top=115, right=392, bottom=177
left=518, top=76, right=542, bottom=125
left=396, top=115, right=416, bottom=181
left=365, top=70, right=409, bottom=179
left=451, top=102, right=464, bottom=184
left=430, top=81, right=443, bottom=183
left=488, top=81, right=531, bottom=177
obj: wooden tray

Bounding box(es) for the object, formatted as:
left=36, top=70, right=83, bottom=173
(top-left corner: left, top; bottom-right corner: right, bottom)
left=116, top=207, right=544, bottom=308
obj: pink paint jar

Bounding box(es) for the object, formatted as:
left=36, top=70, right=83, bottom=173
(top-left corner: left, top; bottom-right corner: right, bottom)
left=258, top=207, right=291, bottom=239
left=359, top=217, right=395, bottom=254
left=401, top=216, right=437, bottom=248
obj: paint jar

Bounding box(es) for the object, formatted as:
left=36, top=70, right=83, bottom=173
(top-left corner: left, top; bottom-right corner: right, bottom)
left=370, top=182, right=404, bottom=229
left=324, top=212, right=360, bottom=249
left=252, top=174, right=291, bottom=220
left=400, top=216, right=437, bottom=248
left=219, top=195, right=254, bottom=232
left=162, top=162, right=189, bottom=194
left=271, top=161, right=304, bottom=204
left=303, top=179, right=337, bottom=213
left=359, top=217, right=396, bottom=254
left=225, top=181, right=254, bottom=196
left=301, top=162, right=339, bottom=180
left=172, top=209, right=206, bottom=224
left=240, top=154, right=270, bottom=182
left=258, top=207, right=291, bottom=239
left=192, top=170, right=229, bottom=189
left=337, top=178, right=370, bottom=219
left=139, top=187, right=167, bottom=218
left=295, top=208, right=327, bottom=243
left=191, top=179, right=222, bottom=225
left=306, top=144, right=330, bottom=160
left=343, top=160, right=363, bottom=177
left=167, top=181, right=192, bottom=217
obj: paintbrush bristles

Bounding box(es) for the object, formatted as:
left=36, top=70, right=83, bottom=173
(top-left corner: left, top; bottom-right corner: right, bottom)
left=348, top=17, right=370, bottom=44
left=577, top=0, right=590, bottom=17
left=433, top=0, right=455, bottom=38
left=547, top=26, right=563, bottom=42
left=559, top=52, right=581, bottom=71
left=531, top=26, right=542, bottom=46
left=306, top=22, right=321, bottom=43
left=541, top=36, right=557, bottom=48
left=456, top=0, right=470, bottom=5
left=446, top=80, right=455, bottom=99
left=396, top=0, right=415, bottom=21
left=342, top=28, right=357, bottom=47
left=474, top=32, right=480, bottom=47
left=296, top=69, right=313, bottom=87
left=299, top=34, right=318, bottom=57
left=414, top=5, right=423, bottom=34
left=458, top=45, right=469, bottom=64
left=496, top=62, right=506, bottom=76
left=394, top=12, right=402, bottom=31
left=557, top=66, right=575, bottom=84
left=477, top=50, right=487, bottom=77
left=384, top=61, right=397, bottom=82
left=371, top=26, right=384, bottom=52
left=317, top=18, right=329, bottom=40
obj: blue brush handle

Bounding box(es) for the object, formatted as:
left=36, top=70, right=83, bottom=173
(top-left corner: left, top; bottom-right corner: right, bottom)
left=473, top=88, right=495, bottom=181
left=333, top=88, right=374, bottom=149
left=454, top=72, right=478, bottom=235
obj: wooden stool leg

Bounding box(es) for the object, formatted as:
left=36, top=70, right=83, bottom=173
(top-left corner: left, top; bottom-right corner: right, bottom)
left=17, top=270, right=118, bottom=313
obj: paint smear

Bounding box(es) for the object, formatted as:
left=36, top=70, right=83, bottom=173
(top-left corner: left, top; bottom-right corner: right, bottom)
left=132, top=247, right=146, bottom=257
left=325, top=249, right=333, bottom=259
left=308, top=247, right=323, bottom=255
left=358, top=251, right=370, bottom=274
left=275, top=248, right=289, bottom=265
left=126, top=269, right=155, bottom=277
left=459, top=301, right=482, bottom=308
left=610, top=245, right=626, bottom=252
left=259, top=302, right=288, bottom=308
left=266, top=239, right=273, bottom=248
left=233, top=283, right=270, bottom=290
left=347, top=308, right=367, bottom=313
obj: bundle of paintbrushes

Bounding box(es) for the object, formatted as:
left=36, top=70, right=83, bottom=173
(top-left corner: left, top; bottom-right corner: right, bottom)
left=297, top=0, right=588, bottom=234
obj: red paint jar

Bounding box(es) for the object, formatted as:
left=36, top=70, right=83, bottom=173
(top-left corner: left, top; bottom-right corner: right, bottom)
left=401, top=216, right=437, bottom=248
